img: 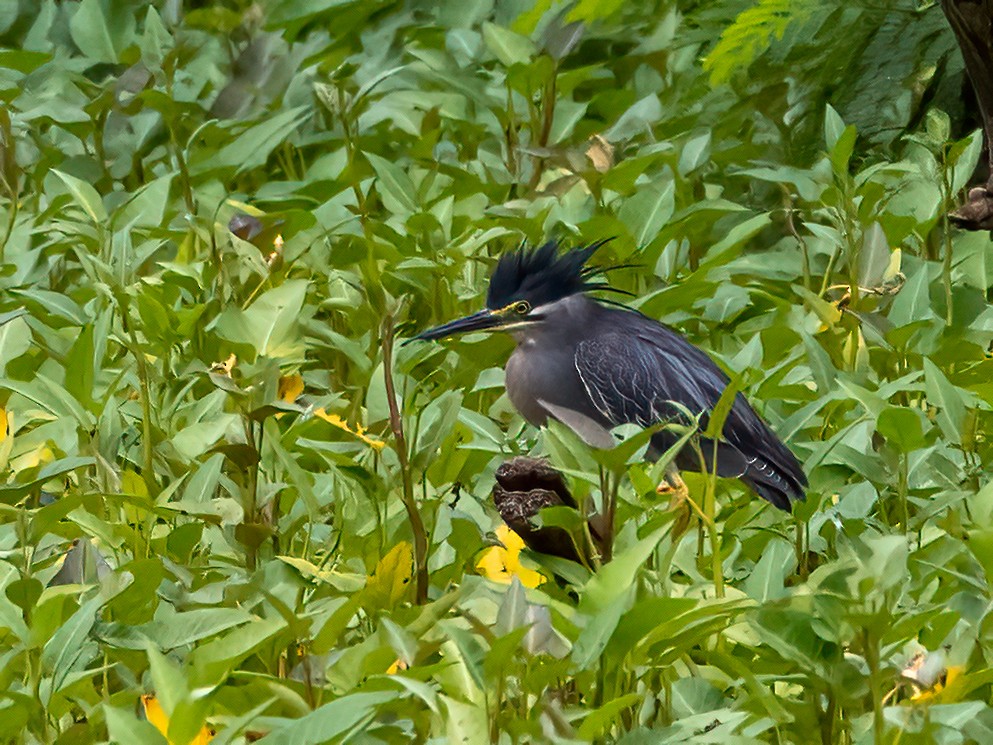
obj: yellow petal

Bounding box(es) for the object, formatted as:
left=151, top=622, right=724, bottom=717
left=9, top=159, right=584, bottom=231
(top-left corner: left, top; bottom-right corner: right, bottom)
left=141, top=694, right=215, bottom=744
left=495, top=525, right=524, bottom=551
left=314, top=408, right=385, bottom=451
left=386, top=658, right=409, bottom=675
left=477, top=526, right=545, bottom=588
left=278, top=374, right=304, bottom=403
left=141, top=695, right=169, bottom=737
left=476, top=546, right=512, bottom=582
left=910, top=665, right=965, bottom=703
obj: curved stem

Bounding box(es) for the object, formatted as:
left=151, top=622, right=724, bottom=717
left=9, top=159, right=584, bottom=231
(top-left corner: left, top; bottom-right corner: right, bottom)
left=381, top=313, right=429, bottom=603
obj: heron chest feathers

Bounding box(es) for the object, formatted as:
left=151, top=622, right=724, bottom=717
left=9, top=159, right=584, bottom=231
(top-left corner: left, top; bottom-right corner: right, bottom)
left=505, top=331, right=617, bottom=449
left=505, top=340, right=552, bottom=426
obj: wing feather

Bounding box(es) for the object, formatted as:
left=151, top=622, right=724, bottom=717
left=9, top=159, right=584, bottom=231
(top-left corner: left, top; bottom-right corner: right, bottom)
left=573, top=322, right=806, bottom=508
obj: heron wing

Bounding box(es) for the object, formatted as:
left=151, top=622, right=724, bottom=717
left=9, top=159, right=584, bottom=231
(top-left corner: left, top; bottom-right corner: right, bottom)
left=573, top=327, right=727, bottom=432
left=574, top=322, right=806, bottom=508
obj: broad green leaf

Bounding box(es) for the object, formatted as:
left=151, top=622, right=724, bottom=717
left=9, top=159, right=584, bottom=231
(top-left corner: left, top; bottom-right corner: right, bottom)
left=742, top=538, right=793, bottom=602
left=212, top=280, right=309, bottom=359
left=190, top=616, right=288, bottom=682
left=365, top=152, right=419, bottom=215
left=580, top=526, right=667, bottom=613
left=618, top=181, right=674, bottom=246
left=69, top=0, right=134, bottom=63
left=262, top=692, right=396, bottom=745
left=576, top=693, right=641, bottom=740
left=923, top=358, right=966, bottom=446
left=481, top=23, right=536, bottom=66
left=51, top=169, right=108, bottom=223
left=192, top=108, right=308, bottom=176
left=104, top=706, right=168, bottom=745
left=876, top=406, right=927, bottom=451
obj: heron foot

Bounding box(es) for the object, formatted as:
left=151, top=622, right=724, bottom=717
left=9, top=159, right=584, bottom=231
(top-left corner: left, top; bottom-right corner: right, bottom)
left=656, top=471, right=689, bottom=506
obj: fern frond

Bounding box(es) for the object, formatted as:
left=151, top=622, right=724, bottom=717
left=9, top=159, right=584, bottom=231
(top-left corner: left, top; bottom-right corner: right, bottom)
left=704, top=0, right=818, bottom=85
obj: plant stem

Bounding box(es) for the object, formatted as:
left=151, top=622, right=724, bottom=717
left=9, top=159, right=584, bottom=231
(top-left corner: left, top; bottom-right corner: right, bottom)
left=117, top=293, right=158, bottom=498
left=697, top=441, right=724, bottom=598
left=381, top=314, right=429, bottom=604
left=864, top=627, right=885, bottom=744
left=899, top=451, right=909, bottom=533
left=941, top=148, right=955, bottom=326
left=599, top=466, right=615, bottom=563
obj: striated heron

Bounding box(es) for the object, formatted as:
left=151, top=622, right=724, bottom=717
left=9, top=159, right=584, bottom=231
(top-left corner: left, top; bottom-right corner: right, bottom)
left=411, top=240, right=807, bottom=510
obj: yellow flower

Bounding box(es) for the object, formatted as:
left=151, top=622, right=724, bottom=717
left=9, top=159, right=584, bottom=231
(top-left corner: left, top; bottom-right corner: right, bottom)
left=141, top=695, right=214, bottom=744
left=278, top=374, right=305, bottom=403
left=476, top=525, right=545, bottom=588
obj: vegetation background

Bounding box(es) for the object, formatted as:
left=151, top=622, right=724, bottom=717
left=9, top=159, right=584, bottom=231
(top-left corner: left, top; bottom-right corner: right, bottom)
left=1, top=0, right=992, bottom=742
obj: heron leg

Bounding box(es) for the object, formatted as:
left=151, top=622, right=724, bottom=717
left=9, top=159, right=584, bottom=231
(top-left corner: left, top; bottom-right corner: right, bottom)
left=656, top=461, right=689, bottom=502
left=657, top=462, right=692, bottom=538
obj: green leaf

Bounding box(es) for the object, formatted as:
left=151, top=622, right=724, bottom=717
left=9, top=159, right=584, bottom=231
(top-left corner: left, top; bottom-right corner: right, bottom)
left=104, top=705, right=168, bottom=745
left=42, top=594, right=103, bottom=695
left=193, top=108, right=308, bottom=176
left=481, top=23, right=536, bottom=67
left=566, top=0, right=624, bottom=22
left=888, top=265, right=935, bottom=327
left=0, top=314, right=30, bottom=375
left=212, top=280, right=309, bottom=359
left=365, top=152, right=420, bottom=215
left=112, top=174, right=174, bottom=229
left=576, top=693, right=641, bottom=740
left=51, top=169, right=108, bottom=223
left=263, top=692, right=397, bottom=744
left=190, top=616, right=288, bottom=682
left=618, top=181, right=674, bottom=246
left=743, top=538, right=793, bottom=602
left=876, top=406, right=927, bottom=451
left=824, top=104, right=845, bottom=150
left=923, top=358, right=966, bottom=446
left=580, top=526, right=667, bottom=614
left=69, top=0, right=134, bottom=63
left=572, top=598, right=627, bottom=668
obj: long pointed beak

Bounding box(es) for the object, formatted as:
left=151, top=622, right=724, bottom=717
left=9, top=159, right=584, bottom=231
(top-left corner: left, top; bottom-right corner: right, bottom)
left=407, top=309, right=504, bottom=343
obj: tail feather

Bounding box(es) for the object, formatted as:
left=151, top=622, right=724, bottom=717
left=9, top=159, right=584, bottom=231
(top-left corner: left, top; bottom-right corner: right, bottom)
left=654, top=431, right=807, bottom=512
left=741, top=455, right=806, bottom=511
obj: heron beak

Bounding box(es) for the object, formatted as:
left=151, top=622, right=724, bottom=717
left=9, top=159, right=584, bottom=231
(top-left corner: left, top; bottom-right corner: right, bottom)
left=408, top=309, right=506, bottom=342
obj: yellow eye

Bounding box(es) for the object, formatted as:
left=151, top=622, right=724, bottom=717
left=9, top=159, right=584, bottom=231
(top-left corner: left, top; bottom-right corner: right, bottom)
left=514, top=301, right=531, bottom=315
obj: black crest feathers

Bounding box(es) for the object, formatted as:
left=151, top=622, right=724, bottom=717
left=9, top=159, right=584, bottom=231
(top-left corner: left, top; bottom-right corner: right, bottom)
left=486, top=239, right=613, bottom=310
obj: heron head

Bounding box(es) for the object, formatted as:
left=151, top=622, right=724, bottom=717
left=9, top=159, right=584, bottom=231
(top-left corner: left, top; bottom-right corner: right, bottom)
left=410, top=239, right=613, bottom=342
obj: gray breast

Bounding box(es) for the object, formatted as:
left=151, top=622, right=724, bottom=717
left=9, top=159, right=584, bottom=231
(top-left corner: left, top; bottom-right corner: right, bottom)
left=504, top=299, right=615, bottom=449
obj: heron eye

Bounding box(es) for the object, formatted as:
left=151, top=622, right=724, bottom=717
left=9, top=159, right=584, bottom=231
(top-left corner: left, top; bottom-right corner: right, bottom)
left=514, top=301, right=531, bottom=315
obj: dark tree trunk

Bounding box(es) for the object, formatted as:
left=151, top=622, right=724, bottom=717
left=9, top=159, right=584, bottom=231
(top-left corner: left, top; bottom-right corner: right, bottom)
left=942, top=0, right=993, bottom=229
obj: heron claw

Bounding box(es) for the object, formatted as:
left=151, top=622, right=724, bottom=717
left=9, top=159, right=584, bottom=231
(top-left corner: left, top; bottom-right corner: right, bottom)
left=656, top=470, right=689, bottom=505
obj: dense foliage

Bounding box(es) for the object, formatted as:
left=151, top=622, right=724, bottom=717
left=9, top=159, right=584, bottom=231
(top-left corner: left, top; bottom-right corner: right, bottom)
left=1, top=0, right=993, bottom=742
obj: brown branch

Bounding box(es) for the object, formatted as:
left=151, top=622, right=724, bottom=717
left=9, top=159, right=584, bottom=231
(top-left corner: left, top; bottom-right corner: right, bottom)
left=381, top=315, right=429, bottom=604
